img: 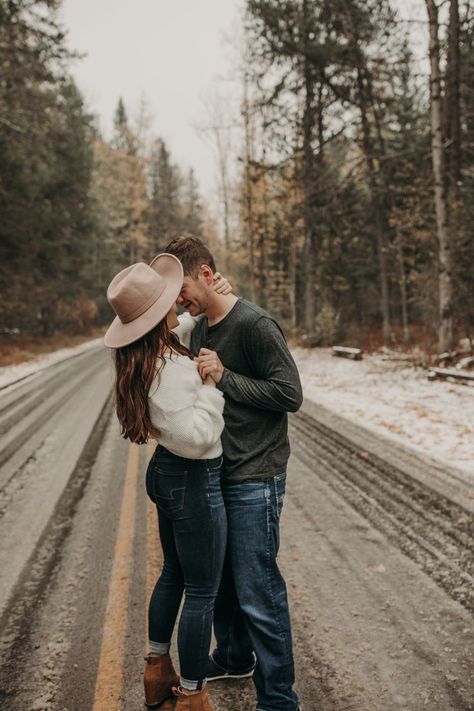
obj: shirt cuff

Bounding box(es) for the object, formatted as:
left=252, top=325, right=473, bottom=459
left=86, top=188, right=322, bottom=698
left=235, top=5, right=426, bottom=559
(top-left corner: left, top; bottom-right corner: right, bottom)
left=217, top=367, right=230, bottom=392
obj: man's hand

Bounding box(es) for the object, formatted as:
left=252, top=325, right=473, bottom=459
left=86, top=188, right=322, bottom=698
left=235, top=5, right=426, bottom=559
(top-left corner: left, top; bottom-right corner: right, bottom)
left=196, top=348, right=225, bottom=384
left=213, top=272, right=233, bottom=295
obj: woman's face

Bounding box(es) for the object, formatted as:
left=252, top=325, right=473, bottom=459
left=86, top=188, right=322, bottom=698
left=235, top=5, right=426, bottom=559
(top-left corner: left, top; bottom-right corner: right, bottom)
left=165, top=302, right=179, bottom=330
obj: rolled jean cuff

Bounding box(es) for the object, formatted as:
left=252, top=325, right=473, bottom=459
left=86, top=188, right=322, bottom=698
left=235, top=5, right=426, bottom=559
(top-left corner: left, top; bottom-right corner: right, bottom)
left=149, top=640, right=170, bottom=655
left=180, top=677, right=206, bottom=691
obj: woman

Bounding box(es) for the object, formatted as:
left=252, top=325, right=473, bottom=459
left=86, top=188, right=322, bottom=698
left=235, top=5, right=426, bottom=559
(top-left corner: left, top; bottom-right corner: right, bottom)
left=104, top=255, right=229, bottom=711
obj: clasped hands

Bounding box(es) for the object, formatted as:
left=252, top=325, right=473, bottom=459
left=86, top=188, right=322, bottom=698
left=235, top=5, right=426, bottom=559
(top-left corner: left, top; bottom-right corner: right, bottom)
left=195, top=348, right=224, bottom=384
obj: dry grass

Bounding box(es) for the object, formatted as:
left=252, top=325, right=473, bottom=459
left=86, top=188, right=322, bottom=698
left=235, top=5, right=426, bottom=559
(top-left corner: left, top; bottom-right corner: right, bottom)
left=0, top=328, right=106, bottom=367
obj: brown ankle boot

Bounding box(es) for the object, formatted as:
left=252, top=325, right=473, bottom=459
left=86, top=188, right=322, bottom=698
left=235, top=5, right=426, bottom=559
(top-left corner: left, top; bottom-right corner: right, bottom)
left=143, top=652, right=180, bottom=708
left=172, top=685, right=215, bottom=711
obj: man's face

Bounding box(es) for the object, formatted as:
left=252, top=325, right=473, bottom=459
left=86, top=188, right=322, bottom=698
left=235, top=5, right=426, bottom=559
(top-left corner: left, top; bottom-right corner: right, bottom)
left=177, top=273, right=211, bottom=316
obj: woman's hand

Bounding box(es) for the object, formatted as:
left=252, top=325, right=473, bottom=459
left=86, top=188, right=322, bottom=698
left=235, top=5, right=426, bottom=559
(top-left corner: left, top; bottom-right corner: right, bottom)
left=194, top=357, right=218, bottom=386
left=213, top=272, right=233, bottom=295
left=203, top=374, right=217, bottom=387
left=196, top=349, right=224, bottom=384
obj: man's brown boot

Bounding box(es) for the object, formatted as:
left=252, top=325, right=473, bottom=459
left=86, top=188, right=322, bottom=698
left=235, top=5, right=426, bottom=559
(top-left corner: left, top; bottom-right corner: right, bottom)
left=143, top=653, right=180, bottom=708
left=172, top=685, right=216, bottom=711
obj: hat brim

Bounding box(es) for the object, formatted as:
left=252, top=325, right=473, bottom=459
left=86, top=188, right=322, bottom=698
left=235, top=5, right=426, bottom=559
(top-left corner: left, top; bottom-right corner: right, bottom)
left=149, top=253, right=184, bottom=285
left=103, top=254, right=184, bottom=349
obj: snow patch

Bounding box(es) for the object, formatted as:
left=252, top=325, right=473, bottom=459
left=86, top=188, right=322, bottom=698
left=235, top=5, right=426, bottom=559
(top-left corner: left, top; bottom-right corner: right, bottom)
left=0, top=338, right=103, bottom=389
left=292, top=347, right=474, bottom=480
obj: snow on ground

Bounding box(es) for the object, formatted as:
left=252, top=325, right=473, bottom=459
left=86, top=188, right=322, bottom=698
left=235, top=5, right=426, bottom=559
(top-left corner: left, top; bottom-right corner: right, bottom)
left=0, top=338, right=103, bottom=389
left=292, top=347, right=474, bottom=479
left=2, top=338, right=472, bottom=479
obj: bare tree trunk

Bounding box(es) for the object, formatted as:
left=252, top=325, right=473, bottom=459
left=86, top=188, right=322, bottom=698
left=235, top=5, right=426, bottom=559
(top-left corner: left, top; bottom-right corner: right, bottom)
left=302, top=0, right=316, bottom=335
left=213, top=127, right=231, bottom=273
left=243, top=71, right=256, bottom=301
left=258, top=152, right=269, bottom=309
left=396, top=233, right=410, bottom=343
left=426, top=0, right=454, bottom=352
left=356, top=67, right=391, bottom=345
left=288, top=234, right=297, bottom=330
left=444, top=0, right=461, bottom=201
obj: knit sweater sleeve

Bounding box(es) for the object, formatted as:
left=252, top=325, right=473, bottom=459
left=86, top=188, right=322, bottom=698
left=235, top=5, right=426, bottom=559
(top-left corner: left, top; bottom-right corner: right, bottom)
left=217, top=316, right=303, bottom=413
left=172, top=313, right=203, bottom=349
left=149, top=357, right=225, bottom=459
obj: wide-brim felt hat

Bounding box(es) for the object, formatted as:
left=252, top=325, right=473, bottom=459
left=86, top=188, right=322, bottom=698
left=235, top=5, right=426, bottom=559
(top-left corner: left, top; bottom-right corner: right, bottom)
left=104, top=254, right=183, bottom=348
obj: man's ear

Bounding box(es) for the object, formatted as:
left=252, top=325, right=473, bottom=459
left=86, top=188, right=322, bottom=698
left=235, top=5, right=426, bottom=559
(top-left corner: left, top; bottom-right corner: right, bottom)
left=200, top=264, right=214, bottom=285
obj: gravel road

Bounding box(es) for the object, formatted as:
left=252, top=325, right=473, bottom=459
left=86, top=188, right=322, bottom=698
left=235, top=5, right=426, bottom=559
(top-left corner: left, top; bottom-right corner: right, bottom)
left=0, top=351, right=472, bottom=711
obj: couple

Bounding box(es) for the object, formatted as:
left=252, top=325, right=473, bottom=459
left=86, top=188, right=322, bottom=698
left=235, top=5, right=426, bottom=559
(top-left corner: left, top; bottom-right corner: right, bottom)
left=104, top=236, right=303, bottom=711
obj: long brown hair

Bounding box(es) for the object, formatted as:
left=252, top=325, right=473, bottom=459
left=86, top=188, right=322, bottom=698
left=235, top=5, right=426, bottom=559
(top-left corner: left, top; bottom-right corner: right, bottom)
left=114, top=318, right=192, bottom=444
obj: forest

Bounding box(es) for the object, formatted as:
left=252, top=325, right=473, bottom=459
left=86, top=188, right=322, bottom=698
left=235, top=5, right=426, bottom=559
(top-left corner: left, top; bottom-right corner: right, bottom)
left=1, top=0, right=473, bottom=354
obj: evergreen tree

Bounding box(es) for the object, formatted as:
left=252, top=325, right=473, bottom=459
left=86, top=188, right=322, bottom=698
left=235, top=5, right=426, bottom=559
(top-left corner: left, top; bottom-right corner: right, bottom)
left=181, top=168, right=203, bottom=237
left=147, top=138, right=183, bottom=250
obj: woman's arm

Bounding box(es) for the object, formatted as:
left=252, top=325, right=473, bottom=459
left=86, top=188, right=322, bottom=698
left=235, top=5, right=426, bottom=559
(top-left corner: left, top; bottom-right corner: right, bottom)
left=150, top=361, right=225, bottom=457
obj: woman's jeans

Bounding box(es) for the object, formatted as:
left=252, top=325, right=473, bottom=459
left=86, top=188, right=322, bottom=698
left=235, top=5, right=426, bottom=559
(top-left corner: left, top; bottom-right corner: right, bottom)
left=212, top=473, right=299, bottom=711
left=146, top=446, right=227, bottom=687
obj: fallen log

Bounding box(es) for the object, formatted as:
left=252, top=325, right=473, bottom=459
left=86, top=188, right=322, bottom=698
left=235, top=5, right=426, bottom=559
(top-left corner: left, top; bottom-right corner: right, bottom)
left=436, top=350, right=458, bottom=365
left=456, top=355, right=474, bottom=370
left=427, top=367, right=474, bottom=384
left=332, top=346, right=363, bottom=360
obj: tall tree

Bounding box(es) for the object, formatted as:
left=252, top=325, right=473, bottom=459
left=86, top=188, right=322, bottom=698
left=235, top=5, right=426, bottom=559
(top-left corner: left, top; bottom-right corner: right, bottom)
left=425, top=0, right=454, bottom=352
left=148, top=138, right=183, bottom=249
left=0, top=0, right=101, bottom=335
left=181, top=168, right=203, bottom=237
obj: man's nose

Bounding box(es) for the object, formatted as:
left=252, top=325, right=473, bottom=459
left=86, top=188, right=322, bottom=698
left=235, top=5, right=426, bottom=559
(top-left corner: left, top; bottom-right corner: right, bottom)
left=176, top=294, right=185, bottom=305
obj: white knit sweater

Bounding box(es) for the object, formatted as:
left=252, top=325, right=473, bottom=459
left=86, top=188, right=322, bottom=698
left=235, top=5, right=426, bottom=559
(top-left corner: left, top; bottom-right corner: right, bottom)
left=148, top=315, right=224, bottom=459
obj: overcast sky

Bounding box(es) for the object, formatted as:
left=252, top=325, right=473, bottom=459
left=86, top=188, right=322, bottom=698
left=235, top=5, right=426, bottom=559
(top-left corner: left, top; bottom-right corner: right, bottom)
left=61, top=0, right=427, bottom=205
left=61, top=0, right=242, bottom=202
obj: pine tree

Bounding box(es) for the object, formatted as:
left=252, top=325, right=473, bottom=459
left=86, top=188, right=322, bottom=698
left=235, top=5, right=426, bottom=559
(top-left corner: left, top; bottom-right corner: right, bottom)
left=147, top=138, right=183, bottom=250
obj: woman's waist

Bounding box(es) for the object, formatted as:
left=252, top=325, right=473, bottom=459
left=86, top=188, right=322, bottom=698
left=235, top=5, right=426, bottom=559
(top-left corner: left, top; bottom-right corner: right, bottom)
left=153, top=444, right=222, bottom=468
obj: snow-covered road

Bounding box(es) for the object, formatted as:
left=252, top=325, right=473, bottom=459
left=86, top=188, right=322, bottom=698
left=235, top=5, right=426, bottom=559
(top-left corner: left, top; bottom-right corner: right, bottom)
left=0, top=338, right=103, bottom=389
left=1, top=339, right=472, bottom=480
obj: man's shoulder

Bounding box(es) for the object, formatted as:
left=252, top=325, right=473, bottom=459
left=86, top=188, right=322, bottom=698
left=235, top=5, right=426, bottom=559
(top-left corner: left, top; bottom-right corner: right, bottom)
left=236, top=298, right=277, bottom=326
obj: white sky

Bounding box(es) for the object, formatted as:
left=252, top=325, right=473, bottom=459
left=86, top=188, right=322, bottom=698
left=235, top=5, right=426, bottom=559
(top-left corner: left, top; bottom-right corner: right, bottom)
left=60, top=0, right=428, bottom=205
left=60, top=0, right=242, bottom=202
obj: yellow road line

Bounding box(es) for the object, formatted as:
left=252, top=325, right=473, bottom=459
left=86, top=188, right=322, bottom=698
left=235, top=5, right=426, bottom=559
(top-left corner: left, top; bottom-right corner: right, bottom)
left=92, top=443, right=140, bottom=711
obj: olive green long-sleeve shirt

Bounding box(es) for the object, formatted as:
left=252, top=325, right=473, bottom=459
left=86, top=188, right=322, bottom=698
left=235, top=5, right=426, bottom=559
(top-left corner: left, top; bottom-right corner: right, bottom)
left=191, top=298, right=303, bottom=482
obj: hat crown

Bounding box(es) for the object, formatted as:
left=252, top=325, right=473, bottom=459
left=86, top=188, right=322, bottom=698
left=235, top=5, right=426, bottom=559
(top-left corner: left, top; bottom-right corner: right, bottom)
left=107, top=263, right=166, bottom=324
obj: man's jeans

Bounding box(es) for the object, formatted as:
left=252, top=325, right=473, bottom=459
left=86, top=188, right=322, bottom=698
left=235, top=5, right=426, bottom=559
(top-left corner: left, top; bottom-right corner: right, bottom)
left=212, top=473, right=299, bottom=711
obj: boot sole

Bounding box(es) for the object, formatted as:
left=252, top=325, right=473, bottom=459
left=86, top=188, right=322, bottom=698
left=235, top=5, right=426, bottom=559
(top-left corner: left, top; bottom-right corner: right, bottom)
left=207, top=669, right=255, bottom=682
left=144, top=692, right=174, bottom=709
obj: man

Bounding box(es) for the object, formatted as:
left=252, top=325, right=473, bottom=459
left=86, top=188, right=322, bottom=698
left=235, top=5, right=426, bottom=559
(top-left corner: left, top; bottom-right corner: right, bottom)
left=165, top=236, right=303, bottom=711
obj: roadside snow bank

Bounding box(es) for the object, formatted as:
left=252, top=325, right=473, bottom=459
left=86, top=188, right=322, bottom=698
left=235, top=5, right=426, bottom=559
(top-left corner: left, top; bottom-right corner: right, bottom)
left=0, top=338, right=103, bottom=389
left=292, top=347, right=474, bottom=478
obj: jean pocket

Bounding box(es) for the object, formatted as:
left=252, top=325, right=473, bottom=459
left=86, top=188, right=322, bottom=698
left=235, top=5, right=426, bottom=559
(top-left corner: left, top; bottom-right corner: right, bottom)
left=155, top=469, right=188, bottom=515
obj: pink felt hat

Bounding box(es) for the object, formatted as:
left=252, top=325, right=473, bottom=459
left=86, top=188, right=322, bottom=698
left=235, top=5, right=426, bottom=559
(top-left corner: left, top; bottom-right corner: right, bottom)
left=103, top=254, right=183, bottom=348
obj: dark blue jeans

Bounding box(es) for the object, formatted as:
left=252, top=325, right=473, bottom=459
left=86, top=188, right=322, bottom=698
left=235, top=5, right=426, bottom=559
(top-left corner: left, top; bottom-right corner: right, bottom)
left=212, top=473, right=299, bottom=711
left=146, top=446, right=227, bottom=686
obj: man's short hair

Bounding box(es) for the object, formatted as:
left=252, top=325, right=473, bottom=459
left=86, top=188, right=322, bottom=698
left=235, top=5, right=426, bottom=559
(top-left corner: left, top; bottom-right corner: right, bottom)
left=165, top=236, right=216, bottom=278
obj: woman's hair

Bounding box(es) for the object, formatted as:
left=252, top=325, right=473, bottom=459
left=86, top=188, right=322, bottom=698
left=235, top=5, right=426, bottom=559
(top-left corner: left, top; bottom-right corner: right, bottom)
left=114, top=318, right=192, bottom=444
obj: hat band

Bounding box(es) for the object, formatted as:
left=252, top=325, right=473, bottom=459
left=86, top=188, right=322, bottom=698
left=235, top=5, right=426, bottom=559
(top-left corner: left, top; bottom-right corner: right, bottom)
left=120, top=281, right=166, bottom=324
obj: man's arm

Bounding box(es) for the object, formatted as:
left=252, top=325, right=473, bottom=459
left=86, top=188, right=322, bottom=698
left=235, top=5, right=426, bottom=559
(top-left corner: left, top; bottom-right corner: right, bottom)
left=198, top=317, right=303, bottom=412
